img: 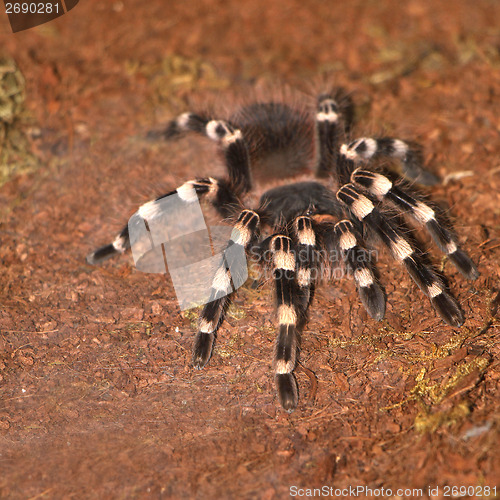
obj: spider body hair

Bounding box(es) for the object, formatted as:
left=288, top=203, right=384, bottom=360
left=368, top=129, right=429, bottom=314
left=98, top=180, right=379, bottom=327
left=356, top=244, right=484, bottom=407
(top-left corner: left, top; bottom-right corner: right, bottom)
left=87, top=89, right=478, bottom=410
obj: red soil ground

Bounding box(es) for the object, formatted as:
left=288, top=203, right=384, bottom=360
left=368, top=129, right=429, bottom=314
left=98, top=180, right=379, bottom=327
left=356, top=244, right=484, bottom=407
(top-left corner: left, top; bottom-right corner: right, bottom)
left=0, top=0, right=499, bottom=498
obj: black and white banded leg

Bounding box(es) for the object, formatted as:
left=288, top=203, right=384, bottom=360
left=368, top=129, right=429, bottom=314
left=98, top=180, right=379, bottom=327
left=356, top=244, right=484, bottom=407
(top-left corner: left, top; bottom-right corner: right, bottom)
left=293, top=215, right=318, bottom=311
left=351, top=169, right=479, bottom=280
left=334, top=219, right=385, bottom=320
left=193, top=209, right=260, bottom=368
left=337, top=184, right=465, bottom=326
left=163, top=112, right=209, bottom=137
left=86, top=177, right=238, bottom=265
left=315, top=95, right=342, bottom=179
left=341, top=137, right=439, bottom=185
left=164, top=112, right=252, bottom=194
left=271, top=234, right=302, bottom=411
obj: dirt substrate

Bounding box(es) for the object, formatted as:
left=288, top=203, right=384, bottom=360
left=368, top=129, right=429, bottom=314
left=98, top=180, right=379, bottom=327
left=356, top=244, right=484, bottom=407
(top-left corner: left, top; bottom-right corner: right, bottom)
left=0, top=0, right=499, bottom=498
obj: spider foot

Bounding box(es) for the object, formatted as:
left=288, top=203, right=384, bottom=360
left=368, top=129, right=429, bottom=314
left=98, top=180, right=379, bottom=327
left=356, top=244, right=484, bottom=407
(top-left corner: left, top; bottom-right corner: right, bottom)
left=446, top=248, right=479, bottom=281
left=431, top=292, right=464, bottom=327
left=359, top=284, right=386, bottom=321
left=276, top=373, right=298, bottom=411
left=86, top=243, right=117, bottom=265
left=193, top=332, right=214, bottom=369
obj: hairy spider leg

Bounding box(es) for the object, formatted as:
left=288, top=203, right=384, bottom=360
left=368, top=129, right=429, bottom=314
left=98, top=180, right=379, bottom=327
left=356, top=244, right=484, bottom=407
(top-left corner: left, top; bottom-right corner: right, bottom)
left=341, top=136, right=439, bottom=185
left=332, top=219, right=386, bottom=320
left=271, top=235, right=302, bottom=411
left=193, top=209, right=261, bottom=368
left=351, top=168, right=479, bottom=280
left=86, top=177, right=239, bottom=264
left=164, top=112, right=252, bottom=194
left=293, top=215, right=319, bottom=310
left=315, top=95, right=343, bottom=179
left=337, top=184, right=465, bottom=327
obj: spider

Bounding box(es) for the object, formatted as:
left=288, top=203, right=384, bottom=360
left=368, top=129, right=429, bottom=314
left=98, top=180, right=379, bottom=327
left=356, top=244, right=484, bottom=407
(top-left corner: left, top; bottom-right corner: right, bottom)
left=87, top=89, right=479, bottom=411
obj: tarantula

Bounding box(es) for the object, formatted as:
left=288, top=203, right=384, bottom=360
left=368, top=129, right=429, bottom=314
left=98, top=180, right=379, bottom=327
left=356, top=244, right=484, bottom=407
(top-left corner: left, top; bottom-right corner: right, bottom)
left=87, top=89, right=478, bottom=410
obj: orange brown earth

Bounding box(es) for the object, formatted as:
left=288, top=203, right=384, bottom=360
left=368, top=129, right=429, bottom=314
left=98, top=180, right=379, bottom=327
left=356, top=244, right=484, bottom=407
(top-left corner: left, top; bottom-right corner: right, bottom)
left=0, top=0, right=499, bottom=498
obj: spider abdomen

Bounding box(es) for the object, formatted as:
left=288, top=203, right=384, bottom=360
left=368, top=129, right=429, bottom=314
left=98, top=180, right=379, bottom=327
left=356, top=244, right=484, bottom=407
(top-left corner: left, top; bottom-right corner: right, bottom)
left=232, top=102, right=314, bottom=181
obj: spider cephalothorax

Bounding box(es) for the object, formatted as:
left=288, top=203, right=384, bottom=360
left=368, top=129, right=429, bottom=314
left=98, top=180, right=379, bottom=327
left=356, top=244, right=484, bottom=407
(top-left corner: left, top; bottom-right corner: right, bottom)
left=87, top=89, right=478, bottom=410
